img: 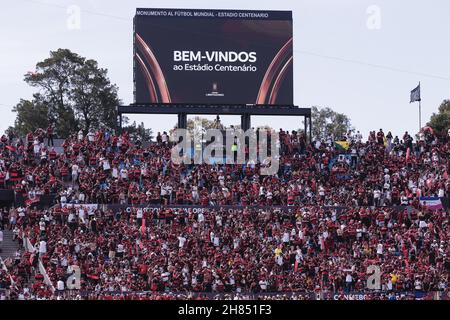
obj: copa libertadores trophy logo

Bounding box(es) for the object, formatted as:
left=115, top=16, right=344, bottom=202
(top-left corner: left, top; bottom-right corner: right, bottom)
left=206, top=82, right=224, bottom=97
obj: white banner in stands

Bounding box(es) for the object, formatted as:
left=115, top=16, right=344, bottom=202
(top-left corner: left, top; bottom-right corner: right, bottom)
left=22, top=236, right=35, bottom=253
left=38, top=259, right=55, bottom=292
left=61, top=203, right=98, bottom=213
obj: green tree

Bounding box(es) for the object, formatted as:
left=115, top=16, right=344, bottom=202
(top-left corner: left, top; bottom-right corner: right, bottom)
left=427, top=99, right=450, bottom=134
left=311, top=106, right=352, bottom=141
left=5, top=126, right=17, bottom=140
left=14, top=48, right=120, bottom=137
left=12, top=95, right=49, bottom=136
left=123, top=121, right=153, bottom=141
left=70, top=58, right=120, bottom=133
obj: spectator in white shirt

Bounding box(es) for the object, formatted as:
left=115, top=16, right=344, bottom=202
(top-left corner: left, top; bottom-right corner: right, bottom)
left=39, top=240, right=47, bottom=256
left=87, top=130, right=95, bottom=142
left=57, top=280, right=65, bottom=291
left=71, top=164, right=79, bottom=184
left=178, top=235, right=187, bottom=248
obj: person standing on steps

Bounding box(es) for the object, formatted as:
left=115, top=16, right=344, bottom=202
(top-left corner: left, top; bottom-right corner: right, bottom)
left=46, top=123, right=55, bottom=147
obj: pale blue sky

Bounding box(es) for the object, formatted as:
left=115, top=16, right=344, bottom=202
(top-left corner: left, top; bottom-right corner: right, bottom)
left=1, top=0, right=449, bottom=138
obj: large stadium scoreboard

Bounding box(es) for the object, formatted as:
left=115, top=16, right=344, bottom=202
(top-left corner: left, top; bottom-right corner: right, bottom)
left=134, top=8, right=293, bottom=105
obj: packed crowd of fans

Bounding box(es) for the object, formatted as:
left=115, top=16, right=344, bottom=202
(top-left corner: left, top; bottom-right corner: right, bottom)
left=0, top=203, right=448, bottom=300
left=0, top=202, right=450, bottom=298
left=0, top=126, right=448, bottom=208
left=0, top=126, right=449, bottom=300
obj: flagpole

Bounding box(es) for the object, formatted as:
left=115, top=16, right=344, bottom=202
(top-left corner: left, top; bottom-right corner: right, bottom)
left=418, top=99, right=422, bottom=132
left=419, top=81, right=422, bottom=132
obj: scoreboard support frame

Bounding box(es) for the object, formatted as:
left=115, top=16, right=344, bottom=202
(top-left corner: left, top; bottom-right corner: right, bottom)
left=117, top=104, right=312, bottom=142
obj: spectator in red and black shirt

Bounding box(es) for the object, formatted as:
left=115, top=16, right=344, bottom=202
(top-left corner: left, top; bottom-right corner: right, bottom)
left=46, top=124, right=55, bottom=147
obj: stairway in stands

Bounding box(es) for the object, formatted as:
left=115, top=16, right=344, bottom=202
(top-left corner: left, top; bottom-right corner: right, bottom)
left=0, top=230, right=19, bottom=261
left=0, top=230, right=36, bottom=289
left=48, top=138, right=65, bottom=154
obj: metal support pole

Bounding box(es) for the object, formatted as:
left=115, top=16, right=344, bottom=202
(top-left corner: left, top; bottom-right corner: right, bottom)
left=178, top=113, right=187, bottom=129
left=419, top=100, right=422, bottom=132
left=309, top=116, right=312, bottom=144
left=241, top=114, right=251, bottom=131
left=304, top=116, right=307, bottom=138
left=118, top=113, right=122, bottom=134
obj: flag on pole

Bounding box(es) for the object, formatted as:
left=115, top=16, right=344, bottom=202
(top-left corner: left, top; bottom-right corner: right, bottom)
left=27, top=70, right=38, bottom=78
left=25, top=195, right=40, bottom=207
left=410, top=83, right=421, bottom=103
left=334, top=141, right=350, bottom=152
left=419, top=197, right=443, bottom=210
